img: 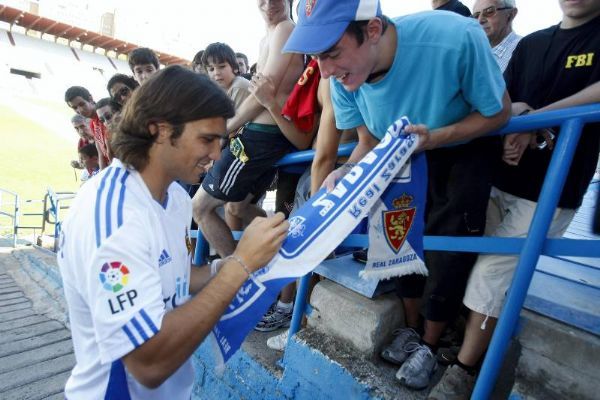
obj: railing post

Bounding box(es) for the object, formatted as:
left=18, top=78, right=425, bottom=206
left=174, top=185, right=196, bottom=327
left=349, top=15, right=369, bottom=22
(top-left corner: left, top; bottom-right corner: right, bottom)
left=472, top=118, right=584, bottom=399
left=288, top=273, right=312, bottom=344
left=13, top=194, right=19, bottom=247
left=193, top=228, right=209, bottom=266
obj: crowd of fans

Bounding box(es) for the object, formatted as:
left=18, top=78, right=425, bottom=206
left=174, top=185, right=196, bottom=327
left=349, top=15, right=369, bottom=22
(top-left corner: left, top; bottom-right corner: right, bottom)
left=60, top=0, right=599, bottom=398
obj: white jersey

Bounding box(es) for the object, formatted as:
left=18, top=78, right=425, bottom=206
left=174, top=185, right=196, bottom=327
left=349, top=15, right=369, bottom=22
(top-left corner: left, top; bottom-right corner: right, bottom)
left=58, top=159, right=195, bottom=400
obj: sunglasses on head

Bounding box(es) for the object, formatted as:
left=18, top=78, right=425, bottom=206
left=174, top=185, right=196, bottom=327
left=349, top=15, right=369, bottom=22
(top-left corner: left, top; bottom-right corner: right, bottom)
left=472, top=5, right=512, bottom=19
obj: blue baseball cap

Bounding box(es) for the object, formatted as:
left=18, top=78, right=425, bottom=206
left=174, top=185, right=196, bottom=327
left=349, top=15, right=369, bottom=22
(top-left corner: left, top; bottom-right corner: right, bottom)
left=284, top=0, right=382, bottom=54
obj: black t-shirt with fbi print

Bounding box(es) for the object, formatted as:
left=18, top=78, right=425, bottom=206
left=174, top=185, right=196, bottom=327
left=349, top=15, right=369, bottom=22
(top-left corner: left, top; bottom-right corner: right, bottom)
left=496, top=15, right=600, bottom=209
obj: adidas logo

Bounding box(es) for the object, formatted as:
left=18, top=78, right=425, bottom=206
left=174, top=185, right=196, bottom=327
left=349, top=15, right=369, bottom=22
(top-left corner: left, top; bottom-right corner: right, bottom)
left=158, top=249, right=173, bottom=267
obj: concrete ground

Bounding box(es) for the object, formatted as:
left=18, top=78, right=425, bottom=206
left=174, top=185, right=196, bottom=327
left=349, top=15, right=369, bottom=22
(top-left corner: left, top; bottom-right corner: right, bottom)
left=0, top=239, right=73, bottom=400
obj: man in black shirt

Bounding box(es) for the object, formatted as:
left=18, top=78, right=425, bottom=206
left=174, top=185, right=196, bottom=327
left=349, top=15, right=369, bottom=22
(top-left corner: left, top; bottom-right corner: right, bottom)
left=432, top=0, right=471, bottom=17
left=429, top=1, right=600, bottom=398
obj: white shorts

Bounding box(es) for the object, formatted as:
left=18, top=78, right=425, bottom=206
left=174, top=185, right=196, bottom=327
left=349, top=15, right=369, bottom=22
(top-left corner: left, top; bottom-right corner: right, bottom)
left=463, top=187, right=576, bottom=318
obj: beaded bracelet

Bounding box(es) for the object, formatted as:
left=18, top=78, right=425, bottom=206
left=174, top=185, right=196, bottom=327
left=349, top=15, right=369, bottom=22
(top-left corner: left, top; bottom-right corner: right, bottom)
left=225, top=255, right=252, bottom=278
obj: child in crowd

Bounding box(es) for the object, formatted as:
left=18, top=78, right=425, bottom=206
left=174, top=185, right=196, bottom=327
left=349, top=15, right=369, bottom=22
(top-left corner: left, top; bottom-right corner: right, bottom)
left=78, top=143, right=100, bottom=184
left=192, top=50, right=206, bottom=74
left=202, top=42, right=251, bottom=109
left=128, top=47, right=160, bottom=84
left=106, top=73, right=138, bottom=106
left=95, top=98, right=122, bottom=128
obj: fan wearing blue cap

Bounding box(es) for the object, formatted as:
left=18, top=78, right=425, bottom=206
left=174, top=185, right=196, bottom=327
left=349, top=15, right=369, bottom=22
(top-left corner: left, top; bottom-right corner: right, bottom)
left=285, top=0, right=511, bottom=391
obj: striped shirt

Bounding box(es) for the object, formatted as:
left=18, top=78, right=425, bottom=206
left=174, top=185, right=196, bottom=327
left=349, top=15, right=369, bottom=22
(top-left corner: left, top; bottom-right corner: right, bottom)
left=58, top=159, right=194, bottom=400
left=493, top=31, right=522, bottom=72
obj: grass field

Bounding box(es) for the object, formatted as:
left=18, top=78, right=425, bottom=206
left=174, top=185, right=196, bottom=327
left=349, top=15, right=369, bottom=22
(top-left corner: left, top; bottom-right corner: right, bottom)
left=0, top=104, right=80, bottom=236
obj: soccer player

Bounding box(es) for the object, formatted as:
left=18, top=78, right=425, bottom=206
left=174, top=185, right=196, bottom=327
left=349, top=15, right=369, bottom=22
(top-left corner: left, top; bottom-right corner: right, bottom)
left=58, top=65, right=289, bottom=399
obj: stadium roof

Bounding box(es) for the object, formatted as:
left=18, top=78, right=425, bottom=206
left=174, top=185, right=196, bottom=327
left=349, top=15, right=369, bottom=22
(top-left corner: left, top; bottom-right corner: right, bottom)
left=0, top=4, right=189, bottom=65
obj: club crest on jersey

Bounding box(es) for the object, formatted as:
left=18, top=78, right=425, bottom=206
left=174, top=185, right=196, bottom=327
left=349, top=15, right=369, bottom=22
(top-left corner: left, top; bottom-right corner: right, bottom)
left=185, top=229, right=192, bottom=255
left=383, top=194, right=416, bottom=253
left=305, top=0, right=317, bottom=16
left=99, top=261, right=130, bottom=292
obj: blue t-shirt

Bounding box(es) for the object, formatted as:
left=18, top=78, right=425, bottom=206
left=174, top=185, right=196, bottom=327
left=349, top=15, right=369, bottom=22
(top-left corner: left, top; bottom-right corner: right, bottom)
left=331, top=11, right=505, bottom=140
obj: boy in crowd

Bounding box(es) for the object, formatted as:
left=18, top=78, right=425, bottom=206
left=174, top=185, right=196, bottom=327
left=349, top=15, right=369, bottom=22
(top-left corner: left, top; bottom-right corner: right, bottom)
left=193, top=0, right=304, bottom=261
left=58, top=65, right=288, bottom=399
left=65, top=86, right=111, bottom=170
left=107, top=73, right=139, bottom=106
left=285, top=0, right=510, bottom=390
left=429, top=0, right=600, bottom=397
left=192, top=50, right=206, bottom=74
left=95, top=98, right=122, bottom=128
left=236, top=52, right=251, bottom=78
left=77, top=143, right=100, bottom=184
left=129, top=47, right=160, bottom=85
left=203, top=42, right=251, bottom=109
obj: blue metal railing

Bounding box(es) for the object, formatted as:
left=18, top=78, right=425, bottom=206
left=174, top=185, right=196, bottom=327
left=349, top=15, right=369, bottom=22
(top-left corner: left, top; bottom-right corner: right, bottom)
left=194, top=103, right=600, bottom=398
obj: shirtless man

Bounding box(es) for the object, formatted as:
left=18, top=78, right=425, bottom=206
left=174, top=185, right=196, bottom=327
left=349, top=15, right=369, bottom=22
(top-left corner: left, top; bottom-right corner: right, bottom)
left=192, top=0, right=304, bottom=258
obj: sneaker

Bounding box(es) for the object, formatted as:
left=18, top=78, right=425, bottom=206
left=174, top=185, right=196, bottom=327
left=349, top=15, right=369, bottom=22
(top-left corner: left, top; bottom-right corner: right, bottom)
left=396, top=343, right=437, bottom=389
left=255, top=306, right=293, bottom=332
left=427, top=365, right=475, bottom=400
left=380, top=327, right=421, bottom=365
left=266, top=330, right=289, bottom=351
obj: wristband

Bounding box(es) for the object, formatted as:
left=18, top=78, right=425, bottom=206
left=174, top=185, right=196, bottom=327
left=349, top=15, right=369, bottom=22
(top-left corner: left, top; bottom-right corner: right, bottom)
left=225, top=255, right=252, bottom=278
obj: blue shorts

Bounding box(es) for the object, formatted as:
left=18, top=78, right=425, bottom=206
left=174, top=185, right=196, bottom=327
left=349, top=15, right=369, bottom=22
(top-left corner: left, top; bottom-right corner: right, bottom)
left=202, top=123, right=294, bottom=202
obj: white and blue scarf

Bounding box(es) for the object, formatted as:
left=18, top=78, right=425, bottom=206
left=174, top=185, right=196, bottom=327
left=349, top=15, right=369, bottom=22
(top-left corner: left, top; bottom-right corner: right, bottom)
left=209, top=117, right=426, bottom=366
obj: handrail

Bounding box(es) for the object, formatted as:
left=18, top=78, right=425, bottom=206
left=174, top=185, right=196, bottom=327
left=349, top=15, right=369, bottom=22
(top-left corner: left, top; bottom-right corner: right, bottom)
left=0, top=188, right=19, bottom=247
left=194, top=103, right=600, bottom=397
left=45, top=188, right=76, bottom=252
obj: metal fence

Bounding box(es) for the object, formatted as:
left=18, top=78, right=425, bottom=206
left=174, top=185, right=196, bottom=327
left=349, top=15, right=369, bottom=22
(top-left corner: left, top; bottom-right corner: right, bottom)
left=194, top=103, right=600, bottom=399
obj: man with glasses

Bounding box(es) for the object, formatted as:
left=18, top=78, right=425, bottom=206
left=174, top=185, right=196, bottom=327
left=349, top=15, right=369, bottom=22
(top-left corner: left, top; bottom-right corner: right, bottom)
left=473, top=0, right=521, bottom=72
left=432, top=0, right=471, bottom=17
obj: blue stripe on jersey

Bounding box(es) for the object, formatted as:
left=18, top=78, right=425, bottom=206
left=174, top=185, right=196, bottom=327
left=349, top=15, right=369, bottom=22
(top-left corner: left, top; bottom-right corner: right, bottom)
left=105, top=168, right=121, bottom=238
left=122, top=324, right=139, bottom=347
left=139, top=309, right=158, bottom=334
left=104, top=360, right=132, bottom=400
left=130, top=316, right=149, bottom=341
left=117, top=171, right=130, bottom=227
left=95, top=167, right=114, bottom=248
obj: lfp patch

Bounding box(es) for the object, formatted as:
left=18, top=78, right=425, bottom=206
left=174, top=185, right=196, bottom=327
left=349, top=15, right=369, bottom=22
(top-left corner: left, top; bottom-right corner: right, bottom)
left=99, top=261, right=129, bottom=293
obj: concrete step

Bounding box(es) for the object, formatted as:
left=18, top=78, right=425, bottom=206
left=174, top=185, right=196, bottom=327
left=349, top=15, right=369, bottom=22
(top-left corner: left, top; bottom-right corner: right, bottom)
left=512, top=310, right=600, bottom=400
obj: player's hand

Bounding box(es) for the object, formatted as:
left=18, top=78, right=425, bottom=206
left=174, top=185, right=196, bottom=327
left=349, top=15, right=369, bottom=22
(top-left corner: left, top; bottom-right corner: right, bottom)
left=249, top=73, right=276, bottom=109
left=405, top=124, right=431, bottom=152
left=234, top=212, right=289, bottom=272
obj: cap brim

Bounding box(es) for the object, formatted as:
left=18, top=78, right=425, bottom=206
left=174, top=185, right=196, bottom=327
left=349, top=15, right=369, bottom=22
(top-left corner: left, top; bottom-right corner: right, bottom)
left=283, top=21, right=350, bottom=54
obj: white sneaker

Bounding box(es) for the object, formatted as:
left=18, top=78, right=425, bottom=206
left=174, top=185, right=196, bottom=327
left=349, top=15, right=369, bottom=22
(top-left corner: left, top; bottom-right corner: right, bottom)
left=266, top=330, right=289, bottom=351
